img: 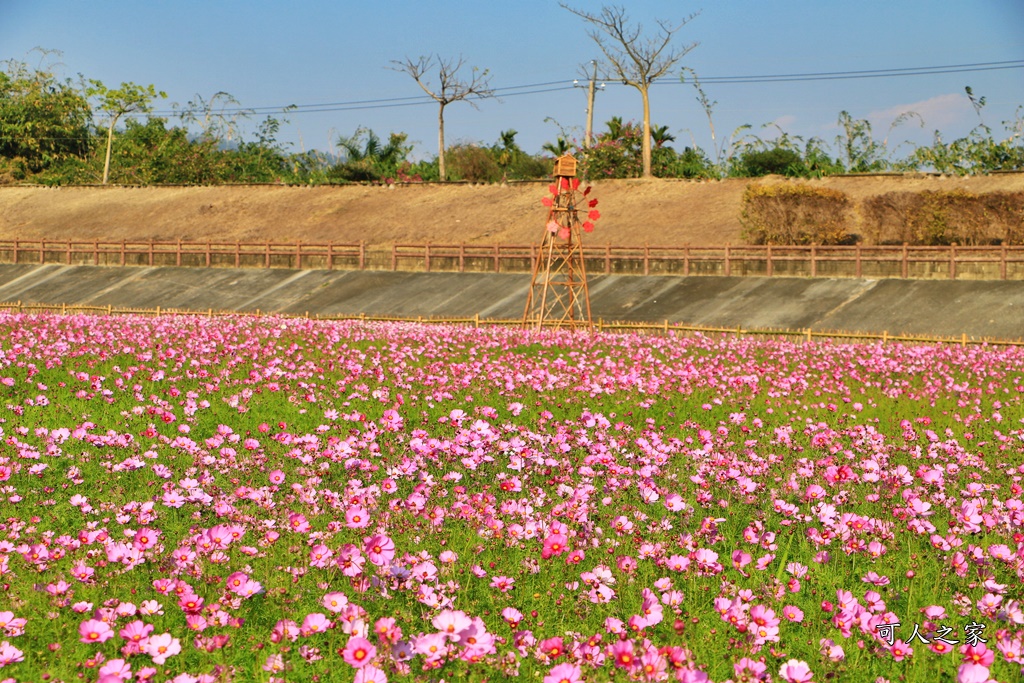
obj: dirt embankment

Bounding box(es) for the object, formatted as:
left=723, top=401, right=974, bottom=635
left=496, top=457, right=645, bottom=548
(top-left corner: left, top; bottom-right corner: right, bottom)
left=1, top=174, right=1022, bottom=247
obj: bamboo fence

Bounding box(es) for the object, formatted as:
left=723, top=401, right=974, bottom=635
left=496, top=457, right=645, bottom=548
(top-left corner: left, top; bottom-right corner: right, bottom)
left=0, top=300, right=1019, bottom=348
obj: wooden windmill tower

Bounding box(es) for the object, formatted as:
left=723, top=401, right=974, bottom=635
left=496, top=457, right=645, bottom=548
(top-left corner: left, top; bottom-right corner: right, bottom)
left=522, top=154, right=600, bottom=331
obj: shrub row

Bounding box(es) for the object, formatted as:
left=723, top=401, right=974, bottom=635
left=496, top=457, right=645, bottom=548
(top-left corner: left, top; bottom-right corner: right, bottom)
left=741, top=184, right=1024, bottom=246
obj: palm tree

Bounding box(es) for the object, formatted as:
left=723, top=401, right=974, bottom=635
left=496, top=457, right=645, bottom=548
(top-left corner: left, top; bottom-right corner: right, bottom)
left=605, top=116, right=625, bottom=141
left=496, top=129, right=522, bottom=167
left=651, top=124, right=676, bottom=149
left=542, top=137, right=570, bottom=157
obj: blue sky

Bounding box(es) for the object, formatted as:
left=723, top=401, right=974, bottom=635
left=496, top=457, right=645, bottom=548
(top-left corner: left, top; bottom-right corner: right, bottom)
left=3, top=0, right=1022, bottom=162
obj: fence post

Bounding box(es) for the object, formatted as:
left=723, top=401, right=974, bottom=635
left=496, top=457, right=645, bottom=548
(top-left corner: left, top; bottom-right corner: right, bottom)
left=855, top=244, right=862, bottom=278
left=949, top=245, right=956, bottom=280
left=810, top=245, right=817, bottom=278
left=40, top=239, right=45, bottom=265
left=766, top=245, right=773, bottom=277
left=1001, top=244, right=1007, bottom=280
left=605, top=244, right=611, bottom=274
left=359, top=241, right=366, bottom=270
left=683, top=246, right=690, bottom=277
left=205, top=242, right=211, bottom=268
left=94, top=239, right=99, bottom=266
left=901, top=243, right=908, bottom=279
left=66, top=240, right=72, bottom=265
left=235, top=241, right=241, bottom=269
left=643, top=243, right=650, bottom=276
left=296, top=241, right=302, bottom=270
left=425, top=242, right=431, bottom=272
left=327, top=242, right=333, bottom=271
left=493, top=244, right=500, bottom=273
left=12, top=239, right=18, bottom=264
left=459, top=243, right=465, bottom=272
left=176, top=238, right=182, bottom=267
left=391, top=243, right=397, bottom=271
left=724, top=244, right=731, bottom=277
left=149, top=239, right=154, bottom=267
left=121, top=240, right=126, bottom=267
left=265, top=241, right=270, bottom=268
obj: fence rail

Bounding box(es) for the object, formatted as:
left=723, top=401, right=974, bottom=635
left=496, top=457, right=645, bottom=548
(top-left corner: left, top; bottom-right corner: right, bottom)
left=0, top=299, right=1019, bottom=348
left=2, top=239, right=1024, bottom=280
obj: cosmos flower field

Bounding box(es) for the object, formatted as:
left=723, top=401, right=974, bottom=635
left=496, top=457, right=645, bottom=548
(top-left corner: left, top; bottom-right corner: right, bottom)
left=0, top=312, right=1022, bottom=683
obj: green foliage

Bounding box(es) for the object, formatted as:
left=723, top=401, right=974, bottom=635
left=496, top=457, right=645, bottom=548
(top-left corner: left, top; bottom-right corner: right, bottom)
left=86, top=79, right=167, bottom=183
left=444, top=143, right=502, bottom=182
left=489, top=129, right=548, bottom=180
left=735, top=147, right=805, bottom=177
left=741, top=183, right=854, bottom=245
left=0, top=53, right=92, bottom=178
left=329, top=128, right=413, bottom=183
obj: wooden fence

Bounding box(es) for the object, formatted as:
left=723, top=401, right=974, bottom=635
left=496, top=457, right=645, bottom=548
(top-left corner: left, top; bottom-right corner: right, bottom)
left=0, top=300, right=1020, bottom=348
left=2, top=239, right=1024, bottom=280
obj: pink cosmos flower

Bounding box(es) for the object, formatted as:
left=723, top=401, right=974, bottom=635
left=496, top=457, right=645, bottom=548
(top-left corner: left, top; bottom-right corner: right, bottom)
left=433, top=609, right=472, bottom=639
left=957, top=662, right=990, bottom=683
left=890, top=640, right=913, bottom=661
left=779, top=658, right=813, bottom=683
left=544, top=662, right=583, bottom=683
left=142, top=632, right=181, bottom=665
left=268, top=469, right=285, bottom=485
left=960, top=644, right=994, bottom=667
left=79, top=619, right=114, bottom=644
left=414, top=632, right=448, bottom=661
left=609, top=638, right=636, bottom=669
left=502, top=607, right=524, bottom=628
left=300, top=613, right=332, bottom=636
left=262, top=653, right=286, bottom=673
left=363, top=534, right=395, bottom=566
left=0, top=640, right=24, bottom=666
left=541, top=533, right=568, bottom=559
left=97, top=658, right=131, bottom=680
left=345, top=505, right=370, bottom=529
left=490, top=575, right=515, bottom=592
left=341, top=636, right=376, bottom=669
left=322, top=592, right=349, bottom=613
left=353, top=666, right=387, bottom=683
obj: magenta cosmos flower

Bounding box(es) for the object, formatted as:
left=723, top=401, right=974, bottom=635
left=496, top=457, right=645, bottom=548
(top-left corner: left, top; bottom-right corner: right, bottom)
left=342, top=636, right=377, bottom=668
left=363, top=534, right=396, bottom=566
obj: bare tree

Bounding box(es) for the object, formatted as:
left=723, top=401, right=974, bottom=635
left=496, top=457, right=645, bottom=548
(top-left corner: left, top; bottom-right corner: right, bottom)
left=391, top=55, right=494, bottom=181
left=562, top=4, right=699, bottom=178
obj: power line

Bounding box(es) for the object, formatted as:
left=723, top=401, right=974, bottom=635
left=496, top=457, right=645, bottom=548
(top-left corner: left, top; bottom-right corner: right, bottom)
left=672, top=60, right=1024, bottom=85
left=143, top=80, right=574, bottom=117
left=133, top=60, right=1023, bottom=118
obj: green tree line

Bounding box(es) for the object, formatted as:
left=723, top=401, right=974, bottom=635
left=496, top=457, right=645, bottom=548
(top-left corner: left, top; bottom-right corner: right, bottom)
left=1, top=52, right=1021, bottom=186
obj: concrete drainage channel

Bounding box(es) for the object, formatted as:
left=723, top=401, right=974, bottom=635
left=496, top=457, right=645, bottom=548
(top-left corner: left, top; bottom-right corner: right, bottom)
left=0, top=264, right=1020, bottom=340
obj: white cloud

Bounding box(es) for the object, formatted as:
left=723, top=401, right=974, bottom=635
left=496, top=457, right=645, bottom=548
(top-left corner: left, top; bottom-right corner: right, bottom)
left=771, top=114, right=797, bottom=129
left=867, top=93, right=972, bottom=132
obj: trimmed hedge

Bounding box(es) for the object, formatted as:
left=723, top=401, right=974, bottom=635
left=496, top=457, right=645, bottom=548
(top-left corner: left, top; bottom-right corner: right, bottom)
left=740, top=184, right=854, bottom=245
left=743, top=185, right=1024, bottom=246
left=862, top=190, right=1024, bottom=245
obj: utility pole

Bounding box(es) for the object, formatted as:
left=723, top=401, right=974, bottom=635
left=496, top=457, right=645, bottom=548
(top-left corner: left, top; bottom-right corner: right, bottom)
left=574, top=61, right=604, bottom=148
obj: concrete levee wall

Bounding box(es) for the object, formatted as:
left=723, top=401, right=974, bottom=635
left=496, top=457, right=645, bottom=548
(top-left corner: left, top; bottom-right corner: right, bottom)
left=0, top=264, right=1020, bottom=340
